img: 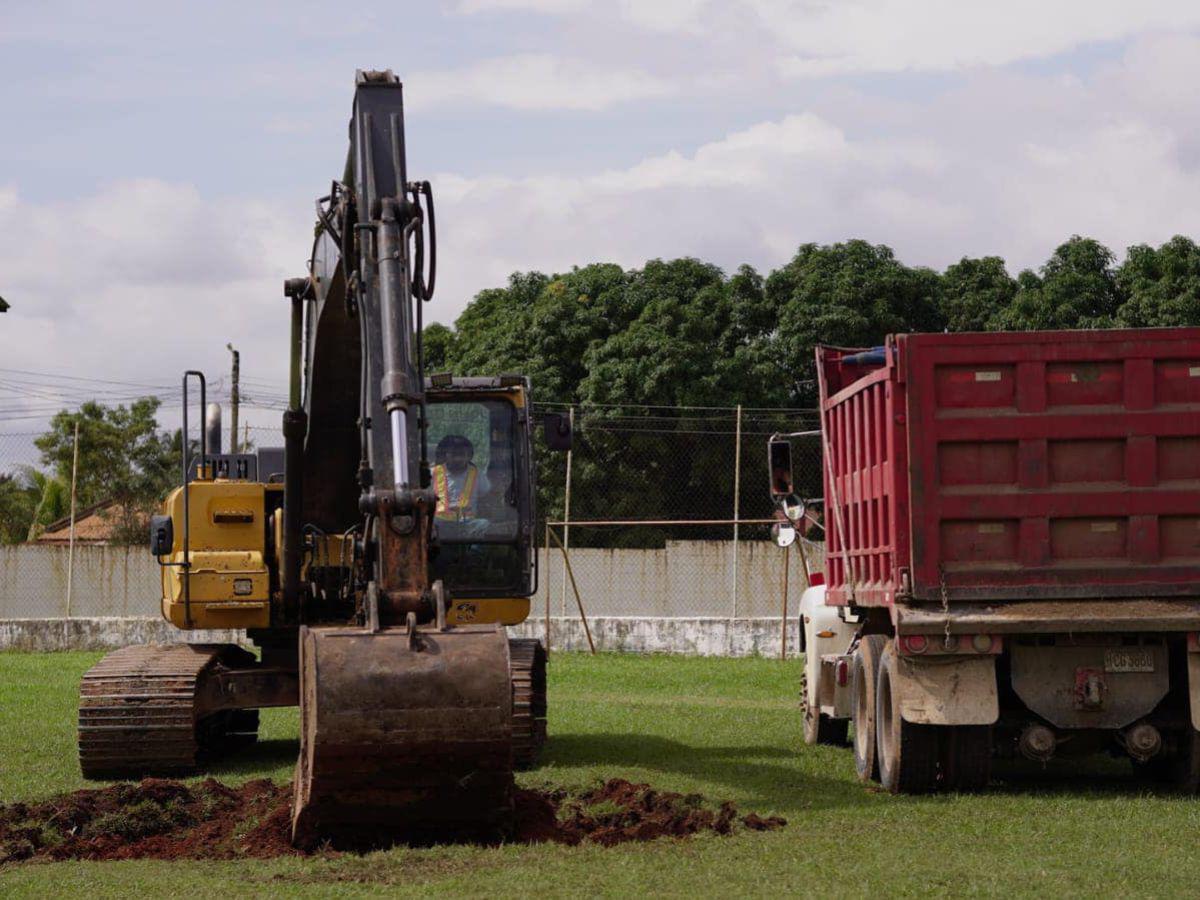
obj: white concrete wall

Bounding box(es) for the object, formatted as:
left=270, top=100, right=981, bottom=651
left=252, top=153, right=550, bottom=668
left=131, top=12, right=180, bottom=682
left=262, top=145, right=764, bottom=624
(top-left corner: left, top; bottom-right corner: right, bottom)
left=0, top=617, right=246, bottom=652
left=0, top=544, right=161, bottom=618
left=512, top=616, right=802, bottom=657
left=535, top=538, right=825, bottom=618
left=0, top=539, right=826, bottom=623
left=0, top=616, right=802, bottom=658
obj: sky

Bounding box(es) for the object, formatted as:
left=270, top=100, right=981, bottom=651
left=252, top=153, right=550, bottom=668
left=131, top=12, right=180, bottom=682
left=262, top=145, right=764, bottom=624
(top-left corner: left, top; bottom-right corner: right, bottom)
left=2, top=0, right=1200, bottom=436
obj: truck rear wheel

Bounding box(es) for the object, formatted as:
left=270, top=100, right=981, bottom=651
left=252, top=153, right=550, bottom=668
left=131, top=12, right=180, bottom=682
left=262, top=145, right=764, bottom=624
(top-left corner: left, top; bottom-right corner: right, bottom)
left=876, top=640, right=940, bottom=794
left=851, top=635, right=887, bottom=782
left=942, top=725, right=991, bottom=792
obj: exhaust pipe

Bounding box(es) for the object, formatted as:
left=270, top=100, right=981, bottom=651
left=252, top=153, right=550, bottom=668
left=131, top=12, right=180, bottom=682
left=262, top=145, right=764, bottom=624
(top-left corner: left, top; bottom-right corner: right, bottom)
left=204, top=403, right=223, bottom=456
left=281, top=278, right=309, bottom=623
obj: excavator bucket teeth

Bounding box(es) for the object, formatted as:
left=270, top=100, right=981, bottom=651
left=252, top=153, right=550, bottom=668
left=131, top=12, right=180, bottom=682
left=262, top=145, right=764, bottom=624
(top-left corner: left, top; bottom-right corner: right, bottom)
left=291, top=623, right=515, bottom=849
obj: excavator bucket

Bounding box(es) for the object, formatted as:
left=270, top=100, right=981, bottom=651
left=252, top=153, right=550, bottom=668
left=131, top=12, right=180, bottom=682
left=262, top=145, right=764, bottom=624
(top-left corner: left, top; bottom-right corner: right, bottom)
left=290, top=622, right=515, bottom=848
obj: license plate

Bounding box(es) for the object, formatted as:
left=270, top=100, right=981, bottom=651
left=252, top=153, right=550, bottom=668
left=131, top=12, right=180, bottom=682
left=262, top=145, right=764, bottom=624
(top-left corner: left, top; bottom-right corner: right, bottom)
left=1104, top=648, right=1155, bottom=673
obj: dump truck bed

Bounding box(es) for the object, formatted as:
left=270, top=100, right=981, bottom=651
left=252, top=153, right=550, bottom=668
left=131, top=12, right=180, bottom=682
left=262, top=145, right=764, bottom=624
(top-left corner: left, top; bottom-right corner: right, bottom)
left=817, top=328, right=1200, bottom=609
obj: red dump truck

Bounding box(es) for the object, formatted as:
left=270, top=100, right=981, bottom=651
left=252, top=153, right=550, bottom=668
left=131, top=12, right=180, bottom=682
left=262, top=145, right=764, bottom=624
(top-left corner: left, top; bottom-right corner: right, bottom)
left=771, top=328, right=1200, bottom=793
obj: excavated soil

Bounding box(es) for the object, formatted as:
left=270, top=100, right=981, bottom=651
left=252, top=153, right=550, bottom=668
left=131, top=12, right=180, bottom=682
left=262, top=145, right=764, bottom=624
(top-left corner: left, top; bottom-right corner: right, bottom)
left=0, top=778, right=784, bottom=864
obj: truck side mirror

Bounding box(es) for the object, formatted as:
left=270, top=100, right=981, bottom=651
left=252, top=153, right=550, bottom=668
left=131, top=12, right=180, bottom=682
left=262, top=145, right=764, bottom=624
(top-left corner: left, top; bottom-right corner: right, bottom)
left=768, top=438, right=793, bottom=498
left=149, top=514, right=174, bottom=556
left=543, top=412, right=573, bottom=451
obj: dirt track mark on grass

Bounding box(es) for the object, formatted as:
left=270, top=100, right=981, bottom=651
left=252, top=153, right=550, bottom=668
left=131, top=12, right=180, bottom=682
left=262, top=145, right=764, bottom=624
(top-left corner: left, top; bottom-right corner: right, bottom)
left=0, top=778, right=784, bottom=865
left=558, top=691, right=799, bottom=711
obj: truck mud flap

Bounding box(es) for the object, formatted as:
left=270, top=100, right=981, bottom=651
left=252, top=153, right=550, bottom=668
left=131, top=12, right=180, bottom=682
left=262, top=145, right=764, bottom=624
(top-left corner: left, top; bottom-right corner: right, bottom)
left=1188, top=653, right=1200, bottom=732
left=895, top=654, right=998, bottom=726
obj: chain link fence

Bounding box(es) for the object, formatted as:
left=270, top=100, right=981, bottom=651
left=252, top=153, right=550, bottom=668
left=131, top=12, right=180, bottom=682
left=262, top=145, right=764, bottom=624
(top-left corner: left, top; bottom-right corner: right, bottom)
left=535, top=405, right=825, bottom=622
left=0, top=407, right=827, bottom=625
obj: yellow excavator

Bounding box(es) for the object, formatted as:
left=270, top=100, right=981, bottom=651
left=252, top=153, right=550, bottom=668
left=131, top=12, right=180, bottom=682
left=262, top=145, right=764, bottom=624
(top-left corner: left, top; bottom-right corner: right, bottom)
left=77, top=70, right=569, bottom=847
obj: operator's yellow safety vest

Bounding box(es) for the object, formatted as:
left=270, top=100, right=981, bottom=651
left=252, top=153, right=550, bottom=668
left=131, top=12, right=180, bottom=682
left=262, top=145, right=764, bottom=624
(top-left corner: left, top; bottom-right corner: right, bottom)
left=433, top=464, right=479, bottom=521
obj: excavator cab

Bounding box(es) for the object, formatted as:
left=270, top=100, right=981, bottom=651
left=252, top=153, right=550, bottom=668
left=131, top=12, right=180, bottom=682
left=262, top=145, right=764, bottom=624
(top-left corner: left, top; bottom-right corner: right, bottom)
left=426, top=376, right=537, bottom=625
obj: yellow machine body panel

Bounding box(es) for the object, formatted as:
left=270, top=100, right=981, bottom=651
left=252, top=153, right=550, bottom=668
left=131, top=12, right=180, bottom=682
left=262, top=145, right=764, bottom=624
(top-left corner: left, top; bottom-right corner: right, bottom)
left=159, top=480, right=271, bottom=629
left=446, top=596, right=530, bottom=626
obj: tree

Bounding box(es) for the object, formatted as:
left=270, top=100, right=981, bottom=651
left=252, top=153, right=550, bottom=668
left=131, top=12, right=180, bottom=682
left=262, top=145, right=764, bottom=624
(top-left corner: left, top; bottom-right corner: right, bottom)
left=35, top=398, right=175, bottom=543
left=766, top=241, right=945, bottom=405
left=991, top=236, right=1125, bottom=331
left=23, top=467, right=68, bottom=541
left=421, top=322, right=456, bottom=373
left=444, top=271, right=550, bottom=381
left=0, top=472, right=34, bottom=544
left=1115, top=236, right=1200, bottom=327
left=940, top=256, right=1017, bottom=332
left=0, top=467, right=68, bottom=544
left=580, top=258, right=736, bottom=409
left=573, top=259, right=748, bottom=539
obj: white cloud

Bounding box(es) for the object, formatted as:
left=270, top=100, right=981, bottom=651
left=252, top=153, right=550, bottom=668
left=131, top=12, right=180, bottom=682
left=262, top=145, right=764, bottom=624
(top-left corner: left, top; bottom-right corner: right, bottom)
left=405, top=53, right=675, bottom=111
left=0, top=180, right=305, bottom=427
left=456, top=0, right=1200, bottom=77
left=454, top=0, right=587, bottom=13
left=421, top=31, right=1200, bottom=318
left=771, top=0, right=1200, bottom=76
left=615, top=0, right=708, bottom=33
left=7, top=22, right=1200, bottom=427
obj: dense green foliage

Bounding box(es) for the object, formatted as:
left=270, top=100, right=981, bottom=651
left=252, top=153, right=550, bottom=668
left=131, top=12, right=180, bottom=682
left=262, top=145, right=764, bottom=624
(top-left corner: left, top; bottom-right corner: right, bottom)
left=4, top=234, right=1199, bottom=543
left=0, top=468, right=68, bottom=543
left=5, top=400, right=178, bottom=544
left=424, top=234, right=1200, bottom=528
left=431, top=234, right=1200, bottom=410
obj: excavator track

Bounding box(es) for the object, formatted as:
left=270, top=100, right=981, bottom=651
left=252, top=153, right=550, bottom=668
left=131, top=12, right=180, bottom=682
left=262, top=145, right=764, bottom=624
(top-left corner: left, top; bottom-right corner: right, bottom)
left=78, top=643, right=258, bottom=778
left=509, top=638, right=547, bottom=769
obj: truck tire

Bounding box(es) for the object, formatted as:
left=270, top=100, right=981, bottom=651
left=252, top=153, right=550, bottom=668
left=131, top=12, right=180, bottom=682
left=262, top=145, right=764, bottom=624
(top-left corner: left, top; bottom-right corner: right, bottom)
left=1136, top=729, right=1200, bottom=793
left=851, top=635, right=887, bottom=782
left=876, top=640, right=940, bottom=794
left=1170, top=731, right=1200, bottom=793
left=942, top=725, right=992, bottom=792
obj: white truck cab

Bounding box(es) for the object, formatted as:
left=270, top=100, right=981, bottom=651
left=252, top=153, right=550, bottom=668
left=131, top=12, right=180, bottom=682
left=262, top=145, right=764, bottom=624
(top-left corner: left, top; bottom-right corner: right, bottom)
left=799, top=579, right=858, bottom=745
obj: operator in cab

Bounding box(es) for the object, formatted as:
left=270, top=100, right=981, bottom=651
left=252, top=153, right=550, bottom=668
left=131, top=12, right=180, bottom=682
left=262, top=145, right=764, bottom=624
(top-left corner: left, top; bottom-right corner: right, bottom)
left=431, top=434, right=491, bottom=537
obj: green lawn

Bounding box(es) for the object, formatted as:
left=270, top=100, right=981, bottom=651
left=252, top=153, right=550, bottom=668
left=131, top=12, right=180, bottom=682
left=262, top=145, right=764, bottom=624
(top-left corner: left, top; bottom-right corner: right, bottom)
left=3, top=650, right=1200, bottom=897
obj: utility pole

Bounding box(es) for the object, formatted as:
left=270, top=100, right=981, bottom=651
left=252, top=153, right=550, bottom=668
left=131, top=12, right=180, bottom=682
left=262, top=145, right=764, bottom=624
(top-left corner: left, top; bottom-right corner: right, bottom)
left=226, top=343, right=240, bottom=453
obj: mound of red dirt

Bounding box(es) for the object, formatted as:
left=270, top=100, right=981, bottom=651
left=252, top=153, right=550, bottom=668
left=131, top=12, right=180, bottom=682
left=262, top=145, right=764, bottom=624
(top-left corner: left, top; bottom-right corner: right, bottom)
left=514, top=779, right=786, bottom=846
left=0, top=778, right=295, bottom=864
left=0, top=778, right=784, bottom=863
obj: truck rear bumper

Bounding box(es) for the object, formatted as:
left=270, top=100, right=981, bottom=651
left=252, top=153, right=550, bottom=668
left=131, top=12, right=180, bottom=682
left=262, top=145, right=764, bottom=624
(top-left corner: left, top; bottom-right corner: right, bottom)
left=895, top=599, right=1200, bottom=636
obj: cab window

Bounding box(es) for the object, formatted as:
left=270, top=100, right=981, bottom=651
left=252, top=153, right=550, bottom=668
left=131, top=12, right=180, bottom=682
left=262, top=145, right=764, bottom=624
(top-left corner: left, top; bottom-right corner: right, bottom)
left=426, top=398, right=526, bottom=595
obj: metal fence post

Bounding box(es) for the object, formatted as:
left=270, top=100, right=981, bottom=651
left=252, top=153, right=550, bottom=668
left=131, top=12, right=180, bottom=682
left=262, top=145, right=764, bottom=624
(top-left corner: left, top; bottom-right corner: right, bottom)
left=544, top=522, right=552, bottom=656
left=65, top=418, right=79, bottom=618
left=780, top=542, right=790, bottom=660
left=730, top=404, right=742, bottom=619
left=559, top=406, right=574, bottom=618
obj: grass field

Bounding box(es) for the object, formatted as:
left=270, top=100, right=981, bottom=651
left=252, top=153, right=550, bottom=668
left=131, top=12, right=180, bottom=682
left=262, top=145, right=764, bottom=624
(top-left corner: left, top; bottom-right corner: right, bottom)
left=3, top=650, right=1200, bottom=898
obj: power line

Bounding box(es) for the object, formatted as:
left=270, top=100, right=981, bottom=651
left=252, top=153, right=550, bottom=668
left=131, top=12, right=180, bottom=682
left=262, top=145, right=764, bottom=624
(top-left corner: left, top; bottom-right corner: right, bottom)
left=534, top=400, right=820, bottom=413
left=0, top=367, right=178, bottom=390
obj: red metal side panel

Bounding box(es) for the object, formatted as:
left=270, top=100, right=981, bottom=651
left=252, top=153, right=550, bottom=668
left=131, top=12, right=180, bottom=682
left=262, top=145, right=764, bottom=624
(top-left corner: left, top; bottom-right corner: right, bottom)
left=902, top=328, right=1200, bottom=601
left=818, top=343, right=908, bottom=608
